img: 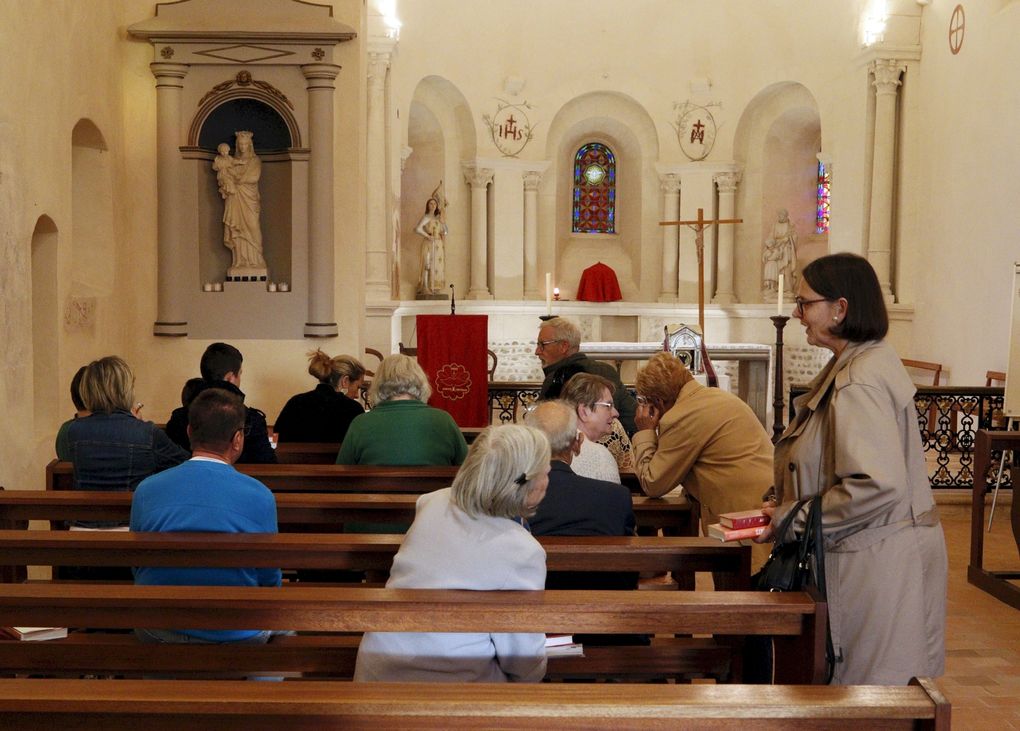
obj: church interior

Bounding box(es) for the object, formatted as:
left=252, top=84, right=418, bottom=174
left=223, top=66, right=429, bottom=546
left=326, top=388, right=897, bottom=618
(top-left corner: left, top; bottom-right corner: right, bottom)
left=0, top=0, right=1018, bottom=726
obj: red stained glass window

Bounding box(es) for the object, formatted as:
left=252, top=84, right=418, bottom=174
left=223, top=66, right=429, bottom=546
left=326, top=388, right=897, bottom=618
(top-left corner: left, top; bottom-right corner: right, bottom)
left=816, top=160, right=831, bottom=234
left=572, top=142, right=616, bottom=233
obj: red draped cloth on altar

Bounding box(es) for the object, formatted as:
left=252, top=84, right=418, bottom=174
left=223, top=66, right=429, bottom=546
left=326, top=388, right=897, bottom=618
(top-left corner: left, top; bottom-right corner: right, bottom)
left=416, top=314, right=489, bottom=427
left=576, top=261, right=622, bottom=302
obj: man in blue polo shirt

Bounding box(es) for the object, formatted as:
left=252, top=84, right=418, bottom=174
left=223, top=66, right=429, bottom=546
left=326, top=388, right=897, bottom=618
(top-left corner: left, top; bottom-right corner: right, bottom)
left=131, top=387, right=281, bottom=644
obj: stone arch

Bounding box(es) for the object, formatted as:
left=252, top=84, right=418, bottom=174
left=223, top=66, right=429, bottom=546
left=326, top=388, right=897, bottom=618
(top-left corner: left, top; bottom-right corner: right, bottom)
left=31, top=215, right=59, bottom=436
left=733, top=82, right=823, bottom=303
left=399, top=76, right=476, bottom=300
left=71, top=118, right=115, bottom=295
left=542, top=91, right=660, bottom=300
left=188, top=81, right=301, bottom=149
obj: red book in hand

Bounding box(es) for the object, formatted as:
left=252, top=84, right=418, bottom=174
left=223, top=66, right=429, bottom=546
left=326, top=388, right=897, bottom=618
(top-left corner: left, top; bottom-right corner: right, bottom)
left=707, top=523, right=768, bottom=542
left=718, top=509, right=770, bottom=530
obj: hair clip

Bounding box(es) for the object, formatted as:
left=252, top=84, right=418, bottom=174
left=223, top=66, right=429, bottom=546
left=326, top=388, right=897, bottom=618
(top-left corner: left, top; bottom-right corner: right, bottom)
left=514, top=473, right=528, bottom=486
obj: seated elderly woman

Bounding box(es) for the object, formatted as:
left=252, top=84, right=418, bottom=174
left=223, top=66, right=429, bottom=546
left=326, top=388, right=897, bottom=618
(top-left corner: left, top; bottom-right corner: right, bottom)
left=560, top=373, right=632, bottom=482
left=275, top=350, right=365, bottom=443
left=354, top=424, right=551, bottom=683
left=632, top=352, right=774, bottom=572
left=336, top=354, right=467, bottom=466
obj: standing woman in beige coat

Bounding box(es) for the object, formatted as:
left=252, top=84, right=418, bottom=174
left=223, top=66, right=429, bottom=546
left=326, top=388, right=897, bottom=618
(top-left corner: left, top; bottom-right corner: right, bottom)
left=760, top=253, right=947, bottom=685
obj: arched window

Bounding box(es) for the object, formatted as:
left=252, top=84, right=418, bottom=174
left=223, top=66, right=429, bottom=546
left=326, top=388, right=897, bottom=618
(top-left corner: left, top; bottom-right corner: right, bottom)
left=572, top=142, right=616, bottom=233
left=815, top=160, right=830, bottom=234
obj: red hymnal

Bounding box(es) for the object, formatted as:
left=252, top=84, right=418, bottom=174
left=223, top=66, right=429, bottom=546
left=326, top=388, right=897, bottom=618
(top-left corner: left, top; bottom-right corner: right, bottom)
left=708, top=523, right=768, bottom=542
left=718, top=509, right=770, bottom=530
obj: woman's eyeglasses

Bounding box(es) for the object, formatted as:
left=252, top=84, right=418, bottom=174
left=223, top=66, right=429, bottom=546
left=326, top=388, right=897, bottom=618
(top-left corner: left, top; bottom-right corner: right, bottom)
left=793, top=296, right=830, bottom=311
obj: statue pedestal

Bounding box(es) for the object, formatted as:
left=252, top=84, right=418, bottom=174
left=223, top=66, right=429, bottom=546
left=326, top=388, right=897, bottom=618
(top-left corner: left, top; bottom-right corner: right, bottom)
left=416, top=293, right=449, bottom=301
left=226, top=267, right=268, bottom=282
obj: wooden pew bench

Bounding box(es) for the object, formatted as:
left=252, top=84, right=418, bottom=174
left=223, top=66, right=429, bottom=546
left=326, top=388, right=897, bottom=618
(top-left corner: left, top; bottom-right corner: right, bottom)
left=0, top=677, right=951, bottom=730
left=0, top=489, right=698, bottom=537
left=0, top=584, right=826, bottom=684
left=46, top=460, right=652, bottom=500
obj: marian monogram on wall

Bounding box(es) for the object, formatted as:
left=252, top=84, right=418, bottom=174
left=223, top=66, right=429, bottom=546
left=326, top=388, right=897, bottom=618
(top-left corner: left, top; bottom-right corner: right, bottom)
left=672, top=101, right=720, bottom=161
left=483, top=98, right=536, bottom=157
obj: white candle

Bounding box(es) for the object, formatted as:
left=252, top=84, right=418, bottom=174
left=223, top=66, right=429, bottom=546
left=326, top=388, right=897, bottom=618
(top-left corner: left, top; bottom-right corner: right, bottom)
left=545, top=272, right=552, bottom=315
left=777, top=273, right=785, bottom=315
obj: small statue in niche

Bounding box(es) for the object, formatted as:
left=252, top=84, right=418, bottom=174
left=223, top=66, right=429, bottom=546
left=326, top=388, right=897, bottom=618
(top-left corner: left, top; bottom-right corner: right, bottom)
left=415, top=181, right=448, bottom=298
left=215, top=131, right=267, bottom=277
left=762, top=208, right=798, bottom=296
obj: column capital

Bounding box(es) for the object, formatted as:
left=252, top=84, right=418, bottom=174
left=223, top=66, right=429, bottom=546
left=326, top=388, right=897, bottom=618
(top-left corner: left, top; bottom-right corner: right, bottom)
left=367, top=51, right=391, bottom=90
left=523, top=170, right=543, bottom=191
left=462, top=163, right=494, bottom=188
left=870, top=59, right=906, bottom=94
left=302, top=63, right=341, bottom=88
left=400, top=146, right=413, bottom=172
left=713, top=171, right=741, bottom=193
left=659, top=173, right=681, bottom=194
left=149, top=62, right=189, bottom=86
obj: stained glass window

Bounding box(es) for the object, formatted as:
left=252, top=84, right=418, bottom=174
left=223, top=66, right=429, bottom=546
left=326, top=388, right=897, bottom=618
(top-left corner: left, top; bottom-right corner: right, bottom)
left=816, top=160, right=831, bottom=234
left=572, top=142, right=616, bottom=233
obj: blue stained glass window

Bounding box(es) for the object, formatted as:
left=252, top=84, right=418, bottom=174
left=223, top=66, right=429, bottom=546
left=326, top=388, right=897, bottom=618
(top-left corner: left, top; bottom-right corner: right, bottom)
left=816, top=160, right=831, bottom=234
left=572, top=142, right=616, bottom=233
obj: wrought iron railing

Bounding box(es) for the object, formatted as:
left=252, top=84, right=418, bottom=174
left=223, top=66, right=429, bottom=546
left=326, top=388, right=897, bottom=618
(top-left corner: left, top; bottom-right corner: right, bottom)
left=789, top=385, right=1013, bottom=491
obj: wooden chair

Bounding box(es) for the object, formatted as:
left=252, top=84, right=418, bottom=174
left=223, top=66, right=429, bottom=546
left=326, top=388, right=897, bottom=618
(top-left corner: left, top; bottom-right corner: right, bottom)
left=902, top=359, right=943, bottom=436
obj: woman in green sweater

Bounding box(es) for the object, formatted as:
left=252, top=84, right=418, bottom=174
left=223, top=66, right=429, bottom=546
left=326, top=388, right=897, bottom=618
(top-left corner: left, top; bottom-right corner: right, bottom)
left=337, top=354, right=467, bottom=466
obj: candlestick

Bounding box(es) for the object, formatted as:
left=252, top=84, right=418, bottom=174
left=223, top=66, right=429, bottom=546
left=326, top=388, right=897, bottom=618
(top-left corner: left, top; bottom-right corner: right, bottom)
left=777, top=273, right=785, bottom=315
left=770, top=315, right=790, bottom=442
left=545, top=272, right=552, bottom=315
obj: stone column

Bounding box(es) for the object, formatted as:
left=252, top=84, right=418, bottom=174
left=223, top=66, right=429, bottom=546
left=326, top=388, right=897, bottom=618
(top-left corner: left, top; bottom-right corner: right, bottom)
left=658, top=174, right=680, bottom=302
left=151, top=62, right=189, bottom=337
left=463, top=163, right=494, bottom=299
left=365, top=49, right=392, bottom=301
left=712, top=171, right=741, bottom=304
left=302, top=63, right=341, bottom=337
left=523, top=170, right=542, bottom=298
left=867, top=59, right=905, bottom=303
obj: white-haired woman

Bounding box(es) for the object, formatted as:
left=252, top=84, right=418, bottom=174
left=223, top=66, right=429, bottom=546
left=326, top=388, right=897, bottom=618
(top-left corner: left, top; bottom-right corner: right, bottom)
left=354, top=424, right=551, bottom=683
left=336, top=353, right=467, bottom=466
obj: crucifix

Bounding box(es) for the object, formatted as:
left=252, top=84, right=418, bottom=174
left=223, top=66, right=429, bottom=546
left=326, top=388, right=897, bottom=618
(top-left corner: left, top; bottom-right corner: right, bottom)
left=659, top=207, right=742, bottom=334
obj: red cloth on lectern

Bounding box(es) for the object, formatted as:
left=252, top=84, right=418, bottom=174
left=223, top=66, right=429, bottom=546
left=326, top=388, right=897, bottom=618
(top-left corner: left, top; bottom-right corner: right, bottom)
left=416, top=314, right=489, bottom=427
left=576, top=262, right=622, bottom=302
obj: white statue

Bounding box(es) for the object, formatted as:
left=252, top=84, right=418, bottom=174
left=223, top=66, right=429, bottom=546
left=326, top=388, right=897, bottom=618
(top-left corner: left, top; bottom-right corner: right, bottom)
left=762, top=208, right=797, bottom=293
left=415, top=181, right=448, bottom=297
left=216, top=131, right=267, bottom=275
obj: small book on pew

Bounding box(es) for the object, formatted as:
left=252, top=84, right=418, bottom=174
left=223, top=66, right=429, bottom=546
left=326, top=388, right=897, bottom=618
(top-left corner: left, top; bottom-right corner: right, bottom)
left=707, top=523, right=768, bottom=542
left=0, top=626, right=68, bottom=641
left=545, top=634, right=584, bottom=657
left=718, top=509, right=770, bottom=530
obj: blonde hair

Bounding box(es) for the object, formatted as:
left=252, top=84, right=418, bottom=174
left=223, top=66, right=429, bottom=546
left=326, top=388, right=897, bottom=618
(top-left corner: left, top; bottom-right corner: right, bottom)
left=635, top=352, right=693, bottom=405
left=560, top=372, right=614, bottom=409
left=541, top=317, right=582, bottom=349
left=307, top=349, right=366, bottom=389
left=368, top=354, right=432, bottom=404
left=79, top=356, right=135, bottom=414
left=524, top=400, right=578, bottom=455
left=452, top=424, right=551, bottom=519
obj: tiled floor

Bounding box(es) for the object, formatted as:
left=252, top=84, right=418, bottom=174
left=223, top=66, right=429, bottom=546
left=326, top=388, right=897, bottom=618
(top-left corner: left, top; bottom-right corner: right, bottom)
left=937, top=500, right=1020, bottom=730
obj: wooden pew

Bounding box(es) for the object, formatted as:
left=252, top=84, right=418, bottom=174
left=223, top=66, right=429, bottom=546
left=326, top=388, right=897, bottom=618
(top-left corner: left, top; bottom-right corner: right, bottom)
left=46, top=460, right=651, bottom=499
left=0, top=677, right=951, bottom=730
left=0, top=584, right=826, bottom=684
left=274, top=432, right=485, bottom=463
left=0, top=530, right=751, bottom=589
left=0, top=490, right=697, bottom=537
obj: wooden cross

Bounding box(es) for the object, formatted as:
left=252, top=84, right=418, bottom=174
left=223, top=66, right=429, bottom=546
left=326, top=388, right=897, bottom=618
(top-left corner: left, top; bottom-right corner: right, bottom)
left=659, top=208, right=742, bottom=334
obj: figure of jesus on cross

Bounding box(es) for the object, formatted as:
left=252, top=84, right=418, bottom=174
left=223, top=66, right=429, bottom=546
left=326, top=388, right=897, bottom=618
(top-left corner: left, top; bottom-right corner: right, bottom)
left=659, top=208, right=742, bottom=335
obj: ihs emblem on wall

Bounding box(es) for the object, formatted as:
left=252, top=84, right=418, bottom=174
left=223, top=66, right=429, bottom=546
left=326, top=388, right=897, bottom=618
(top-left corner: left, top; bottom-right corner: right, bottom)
left=673, top=101, right=720, bottom=161
left=483, top=98, right=537, bottom=158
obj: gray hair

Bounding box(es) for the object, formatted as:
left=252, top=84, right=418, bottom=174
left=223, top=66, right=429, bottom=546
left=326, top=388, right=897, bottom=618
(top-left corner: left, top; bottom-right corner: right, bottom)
left=452, top=424, right=551, bottom=519
left=525, top=400, right=578, bottom=455
left=541, top=317, right=581, bottom=349
left=368, top=354, right=432, bottom=404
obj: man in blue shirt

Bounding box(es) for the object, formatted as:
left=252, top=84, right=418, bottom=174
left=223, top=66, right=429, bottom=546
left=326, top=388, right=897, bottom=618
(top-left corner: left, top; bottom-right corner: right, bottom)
left=131, top=388, right=281, bottom=644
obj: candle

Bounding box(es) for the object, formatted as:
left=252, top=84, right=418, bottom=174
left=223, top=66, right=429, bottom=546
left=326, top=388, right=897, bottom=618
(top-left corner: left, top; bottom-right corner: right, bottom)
left=777, top=273, right=785, bottom=315
left=279, top=282, right=290, bottom=292
left=545, top=272, right=552, bottom=315
left=202, top=283, right=213, bottom=292
left=268, top=282, right=277, bottom=292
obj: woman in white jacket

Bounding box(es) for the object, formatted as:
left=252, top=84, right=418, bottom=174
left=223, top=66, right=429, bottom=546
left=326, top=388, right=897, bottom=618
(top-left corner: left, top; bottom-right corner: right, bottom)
left=354, top=424, right=551, bottom=683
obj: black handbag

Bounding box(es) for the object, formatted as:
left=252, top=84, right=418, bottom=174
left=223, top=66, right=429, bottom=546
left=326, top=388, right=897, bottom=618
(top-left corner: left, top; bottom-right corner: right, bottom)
left=752, top=496, right=836, bottom=683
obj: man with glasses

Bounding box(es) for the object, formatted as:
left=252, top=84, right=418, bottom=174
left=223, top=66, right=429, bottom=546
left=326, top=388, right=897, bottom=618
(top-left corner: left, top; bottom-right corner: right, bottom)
left=164, top=341, right=277, bottom=463
left=535, top=317, right=638, bottom=435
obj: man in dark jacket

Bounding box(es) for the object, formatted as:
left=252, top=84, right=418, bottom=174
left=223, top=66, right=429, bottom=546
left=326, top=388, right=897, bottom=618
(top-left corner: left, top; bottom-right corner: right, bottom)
left=164, top=342, right=277, bottom=463
left=535, top=317, right=637, bottom=434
